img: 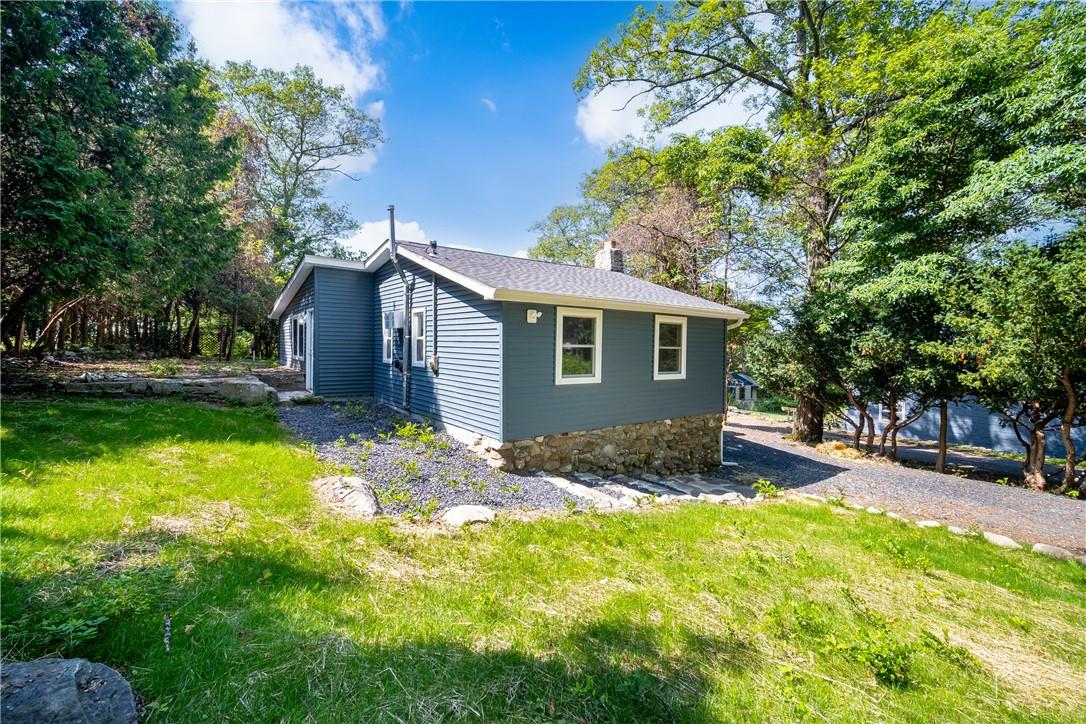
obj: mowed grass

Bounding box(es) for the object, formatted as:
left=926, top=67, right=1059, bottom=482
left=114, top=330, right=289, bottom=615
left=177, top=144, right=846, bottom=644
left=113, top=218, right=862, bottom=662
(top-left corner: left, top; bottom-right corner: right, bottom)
left=2, top=398, right=1085, bottom=722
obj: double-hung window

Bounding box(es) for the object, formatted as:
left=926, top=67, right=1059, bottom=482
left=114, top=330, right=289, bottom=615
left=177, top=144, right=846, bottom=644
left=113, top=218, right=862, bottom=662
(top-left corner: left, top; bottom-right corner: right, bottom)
left=653, top=315, right=686, bottom=380
left=411, top=308, right=426, bottom=368
left=555, top=307, right=602, bottom=385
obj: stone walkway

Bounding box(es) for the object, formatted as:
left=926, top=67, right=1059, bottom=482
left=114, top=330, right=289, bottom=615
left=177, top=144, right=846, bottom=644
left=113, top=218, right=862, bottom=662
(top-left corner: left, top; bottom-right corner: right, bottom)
left=558, top=471, right=759, bottom=508
left=717, top=417, right=1086, bottom=554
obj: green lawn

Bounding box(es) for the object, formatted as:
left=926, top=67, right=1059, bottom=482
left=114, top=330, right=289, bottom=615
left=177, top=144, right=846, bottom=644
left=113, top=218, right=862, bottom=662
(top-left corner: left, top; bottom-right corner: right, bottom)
left=3, top=398, right=1085, bottom=722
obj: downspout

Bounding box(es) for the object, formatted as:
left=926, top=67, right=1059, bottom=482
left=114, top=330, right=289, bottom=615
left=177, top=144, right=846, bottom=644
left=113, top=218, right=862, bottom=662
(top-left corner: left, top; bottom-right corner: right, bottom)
left=431, top=271, right=438, bottom=370
left=721, top=318, right=745, bottom=466
left=388, top=205, right=411, bottom=411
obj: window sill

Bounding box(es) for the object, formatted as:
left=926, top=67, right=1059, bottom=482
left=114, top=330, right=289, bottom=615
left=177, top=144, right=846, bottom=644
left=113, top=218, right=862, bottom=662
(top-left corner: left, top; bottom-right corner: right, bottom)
left=555, top=376, right=601, bottom=386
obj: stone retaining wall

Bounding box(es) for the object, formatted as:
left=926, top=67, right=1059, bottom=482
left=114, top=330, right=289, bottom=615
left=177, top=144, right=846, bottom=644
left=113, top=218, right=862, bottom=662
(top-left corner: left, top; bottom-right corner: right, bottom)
left=64, top=374, right=274, bottom=406
left=481, top=413, right=723, bottom=476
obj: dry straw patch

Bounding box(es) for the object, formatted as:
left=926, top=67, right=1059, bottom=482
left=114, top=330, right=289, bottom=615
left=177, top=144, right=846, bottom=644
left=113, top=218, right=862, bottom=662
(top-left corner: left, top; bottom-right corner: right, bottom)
left=946, top=627, right=1086, bottom=708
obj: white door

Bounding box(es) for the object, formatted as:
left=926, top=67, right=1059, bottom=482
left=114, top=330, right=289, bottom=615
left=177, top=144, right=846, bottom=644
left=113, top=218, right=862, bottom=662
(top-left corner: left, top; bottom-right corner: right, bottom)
left=304, top=309, right=314, bottom=392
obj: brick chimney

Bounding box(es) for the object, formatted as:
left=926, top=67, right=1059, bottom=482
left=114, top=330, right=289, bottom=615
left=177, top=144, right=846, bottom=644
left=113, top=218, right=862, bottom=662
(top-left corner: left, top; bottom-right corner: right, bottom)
left=593, top=239, right=624, bottom=272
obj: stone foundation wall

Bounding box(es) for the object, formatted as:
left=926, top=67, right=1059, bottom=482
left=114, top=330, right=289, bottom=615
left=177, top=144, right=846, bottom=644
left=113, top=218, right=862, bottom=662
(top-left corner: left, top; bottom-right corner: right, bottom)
left=482, top=413, right=723, bottom=476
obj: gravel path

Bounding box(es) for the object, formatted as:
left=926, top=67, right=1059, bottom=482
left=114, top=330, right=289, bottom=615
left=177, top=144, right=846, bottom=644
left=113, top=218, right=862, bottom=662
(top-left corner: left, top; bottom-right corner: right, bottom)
left=278, top=401, right=581, bottom=516
left=723, top=417, right=1086, bottom=553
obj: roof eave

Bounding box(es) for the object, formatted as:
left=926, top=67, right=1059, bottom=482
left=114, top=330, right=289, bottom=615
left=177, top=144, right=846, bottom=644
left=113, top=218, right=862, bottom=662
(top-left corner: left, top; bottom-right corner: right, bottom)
left=267, top=254, right=367, bottom=319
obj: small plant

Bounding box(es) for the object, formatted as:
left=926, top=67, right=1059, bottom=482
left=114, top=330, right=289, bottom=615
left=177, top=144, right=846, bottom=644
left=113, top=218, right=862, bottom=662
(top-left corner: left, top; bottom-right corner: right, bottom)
left=753, top=479, right=783, bottom=498
left=376, top=483, right=413, bottom=507
left=340, top=400, right=372, bottom=418
left=42, top=615, right=109, bottom=649
left=469, top=477, right=490, bottom=493
left=880, top=536, right=933, bottom=574
left=149, top=360, right=182, bottom=377
left=848, top=630, right=915, bottom=687
left=334, top=436, right=348, bottom=448
left=406, top=497, right=440, bottom=522
left=394, top=458, right=420, bottom=480
left=498, top=482, right=522, bottom=495
left=563, top=497, right=578, bottom=514
left=348, top=432, right=361, bottom=442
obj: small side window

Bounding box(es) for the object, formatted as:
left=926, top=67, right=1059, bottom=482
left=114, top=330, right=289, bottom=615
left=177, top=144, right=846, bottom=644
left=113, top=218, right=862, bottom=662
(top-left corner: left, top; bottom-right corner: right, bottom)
left=411, top=308, right=426, bottom=368
left=382, top=321, right=393, bottom=363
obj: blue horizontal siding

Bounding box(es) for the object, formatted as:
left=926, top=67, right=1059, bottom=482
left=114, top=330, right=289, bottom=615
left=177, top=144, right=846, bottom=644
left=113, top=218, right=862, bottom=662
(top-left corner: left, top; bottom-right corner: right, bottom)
left=372, top=259, right=502, bottom=439
left=276, top=271, right=314, bottom=370
left=313, top=266, right=372, bottom=397
left=502, top=302, right=725, bottom=440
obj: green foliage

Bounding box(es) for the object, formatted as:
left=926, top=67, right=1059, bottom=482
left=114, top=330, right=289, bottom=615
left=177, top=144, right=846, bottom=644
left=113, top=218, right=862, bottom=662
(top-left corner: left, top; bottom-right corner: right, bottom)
left=528, top=203, right=609, bottom=266
left=0, top=1, right=237, bottom=346
left=217, top=62, right=383, bottom=273
left=752, top=479, right=783, bottom=499
left=393, top=421, right=447, bottom=451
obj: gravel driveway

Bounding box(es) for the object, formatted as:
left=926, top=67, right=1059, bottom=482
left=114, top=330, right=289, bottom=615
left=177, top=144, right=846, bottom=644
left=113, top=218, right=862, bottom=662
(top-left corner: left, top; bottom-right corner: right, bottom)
left=278, top=401, right=582, bottom=516
left=723, top=416, right=1086, bottom=553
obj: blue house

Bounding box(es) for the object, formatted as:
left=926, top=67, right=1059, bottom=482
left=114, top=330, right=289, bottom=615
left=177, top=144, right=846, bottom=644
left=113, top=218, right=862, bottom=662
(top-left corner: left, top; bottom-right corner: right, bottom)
left=269, top=222, right=747, bottom=475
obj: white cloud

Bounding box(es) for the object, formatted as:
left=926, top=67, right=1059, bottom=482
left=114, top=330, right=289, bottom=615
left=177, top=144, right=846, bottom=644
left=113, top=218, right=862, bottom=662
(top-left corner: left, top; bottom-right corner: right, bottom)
left=341, top=219, right=428, bottom=257
left=177, top=0, right=382, bottom=98
left=480, top=97, right=497, bottom=113
left=575, top=82, right=766, bottom=149
left=446, top=243, right=487, bottom=252
left=513, top=249, right=529, bottom=258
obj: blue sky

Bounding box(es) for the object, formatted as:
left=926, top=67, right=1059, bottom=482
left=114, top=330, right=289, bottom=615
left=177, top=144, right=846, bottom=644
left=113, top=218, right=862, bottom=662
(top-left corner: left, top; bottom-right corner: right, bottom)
left=177, top=1, right=752, bottom=257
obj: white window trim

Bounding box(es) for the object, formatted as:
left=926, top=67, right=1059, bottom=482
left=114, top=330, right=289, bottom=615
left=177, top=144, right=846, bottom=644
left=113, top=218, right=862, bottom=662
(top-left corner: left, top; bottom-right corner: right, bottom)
left=411, top=307, right=427, bottom=368
left=292, top=315, right=306, bottom=361
left=555, top=306, right=603, bottom=385
left=653, top=315, right=687, bottom=381
left=382, top=319, right=393, bottom=363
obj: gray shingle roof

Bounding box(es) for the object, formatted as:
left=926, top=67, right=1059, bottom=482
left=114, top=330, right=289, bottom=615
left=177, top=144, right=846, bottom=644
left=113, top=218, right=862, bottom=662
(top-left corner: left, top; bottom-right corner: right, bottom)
left=399, top=242, right=745, bottom=319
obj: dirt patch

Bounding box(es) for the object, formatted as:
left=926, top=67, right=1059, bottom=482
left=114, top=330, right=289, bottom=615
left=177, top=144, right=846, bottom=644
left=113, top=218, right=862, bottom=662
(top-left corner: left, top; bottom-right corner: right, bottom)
left=149, top=501, right=249, bottom=540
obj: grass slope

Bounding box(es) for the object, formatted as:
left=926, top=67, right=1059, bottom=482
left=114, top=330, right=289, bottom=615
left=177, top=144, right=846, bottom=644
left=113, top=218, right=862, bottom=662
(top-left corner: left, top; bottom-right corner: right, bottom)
left=2, top=398, right=1084, bottom=722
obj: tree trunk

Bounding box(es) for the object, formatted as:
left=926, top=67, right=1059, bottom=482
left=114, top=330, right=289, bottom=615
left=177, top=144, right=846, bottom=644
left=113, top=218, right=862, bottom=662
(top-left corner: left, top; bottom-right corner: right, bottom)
left=227, top=307, right=239, bottom=361
left=791, top=398, right=824, bottom=443
left=13, top=310, right=25, bottom=353
left=175, top=304, right=183, bottom=357
left=935, top=398, right=949, bottom=474
left=858, top=410, right=873, bottom=452
left=0, top=284, right=41, bottom=345
left=1023, top=423, right=1050, bottom=491
left=1057, top=371, right=1079, bottom=493
left=879, top=395, right=896, bottom=457
left=182, top=300, right=201, bottom=358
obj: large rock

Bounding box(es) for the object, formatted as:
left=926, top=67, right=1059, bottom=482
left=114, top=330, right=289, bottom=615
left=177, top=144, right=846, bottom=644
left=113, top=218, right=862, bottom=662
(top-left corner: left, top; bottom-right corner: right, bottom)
left=311, top=476, right=377, bottom=518
left=441, top=505, right=496, bottom=527
left=1, top=659, right=137, bottom=724
left=983, top=531, right=1022, bottom=549
left=1032, top=543, right=1074, bottom=561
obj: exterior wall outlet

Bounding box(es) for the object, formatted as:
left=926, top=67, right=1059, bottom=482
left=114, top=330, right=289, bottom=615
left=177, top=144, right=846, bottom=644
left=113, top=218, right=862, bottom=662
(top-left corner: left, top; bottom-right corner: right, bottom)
left=526, top=309, right=542, bottom=324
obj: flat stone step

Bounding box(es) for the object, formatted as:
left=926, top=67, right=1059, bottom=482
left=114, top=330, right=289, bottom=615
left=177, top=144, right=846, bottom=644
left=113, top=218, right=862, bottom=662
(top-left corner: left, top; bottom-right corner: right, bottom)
left=543, top=476, right=633, bottom=509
